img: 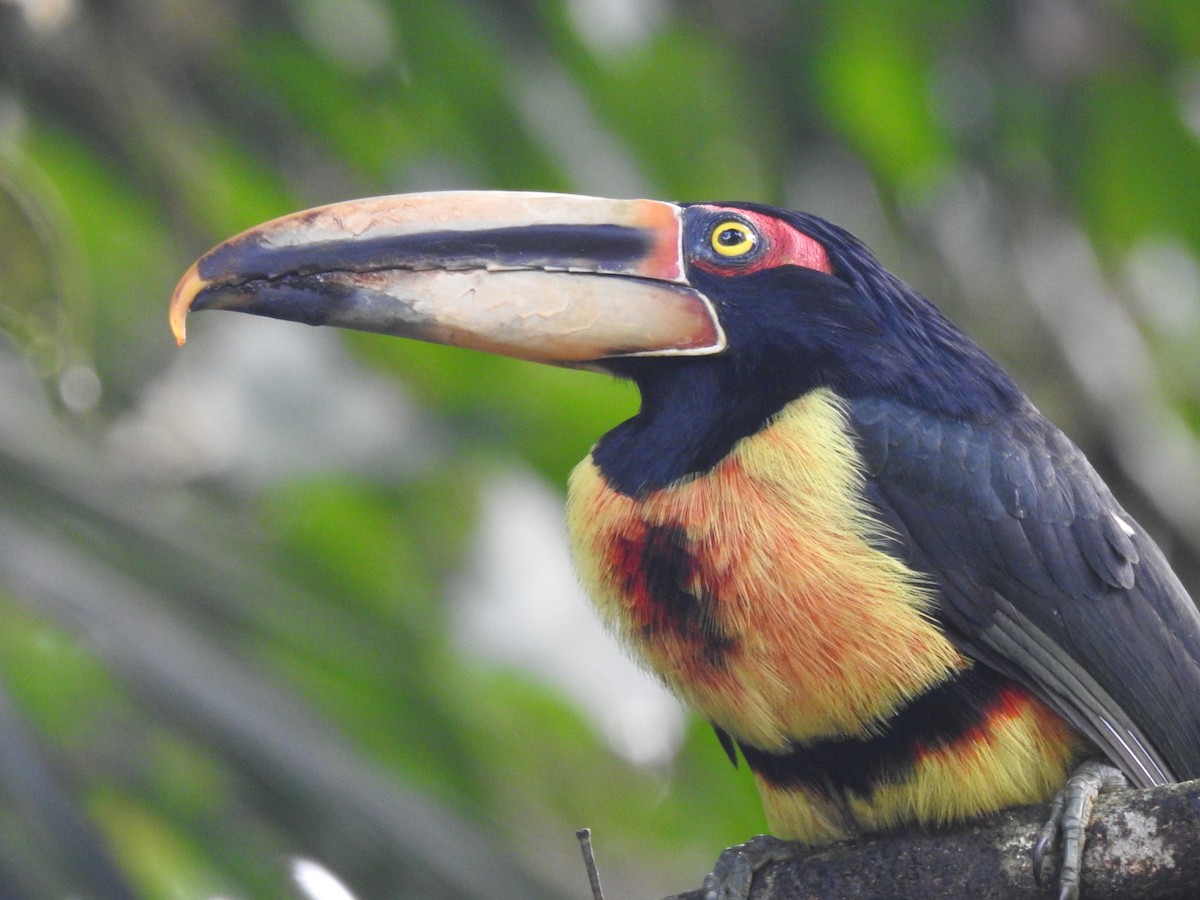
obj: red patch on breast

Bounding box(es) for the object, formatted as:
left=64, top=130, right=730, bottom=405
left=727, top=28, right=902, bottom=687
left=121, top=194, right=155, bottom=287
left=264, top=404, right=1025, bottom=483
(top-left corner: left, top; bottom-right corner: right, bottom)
left=609, top=521, right=735, bottom=667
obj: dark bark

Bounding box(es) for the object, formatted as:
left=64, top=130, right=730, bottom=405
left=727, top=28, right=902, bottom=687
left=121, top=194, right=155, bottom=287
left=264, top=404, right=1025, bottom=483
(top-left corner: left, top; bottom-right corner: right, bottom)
left=662, top=779, right=1200, bottom=900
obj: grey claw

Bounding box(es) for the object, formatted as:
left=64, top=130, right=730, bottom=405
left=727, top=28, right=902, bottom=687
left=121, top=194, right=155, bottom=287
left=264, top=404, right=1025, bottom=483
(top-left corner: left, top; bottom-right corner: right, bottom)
left=701, top=834, right=800, bottom=900
left=1034, top=760, right=1127, bottom=900
left=1032, top=787, right=1065, bottom=887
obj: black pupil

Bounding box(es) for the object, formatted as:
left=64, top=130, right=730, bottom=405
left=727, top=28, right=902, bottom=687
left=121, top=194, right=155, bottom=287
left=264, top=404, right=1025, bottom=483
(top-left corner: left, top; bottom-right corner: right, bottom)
left=718, top=227, right=746, bottom=246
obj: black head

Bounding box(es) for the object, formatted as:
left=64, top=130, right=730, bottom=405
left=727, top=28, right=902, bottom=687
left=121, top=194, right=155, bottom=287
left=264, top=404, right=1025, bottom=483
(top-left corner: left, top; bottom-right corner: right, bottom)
left=594, top=201, right=1026, bottom=494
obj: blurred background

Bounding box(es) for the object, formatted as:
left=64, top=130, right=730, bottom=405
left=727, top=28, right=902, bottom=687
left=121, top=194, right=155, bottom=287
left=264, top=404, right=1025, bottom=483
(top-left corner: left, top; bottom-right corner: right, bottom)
left=1, top=0, right=1199, bottom=897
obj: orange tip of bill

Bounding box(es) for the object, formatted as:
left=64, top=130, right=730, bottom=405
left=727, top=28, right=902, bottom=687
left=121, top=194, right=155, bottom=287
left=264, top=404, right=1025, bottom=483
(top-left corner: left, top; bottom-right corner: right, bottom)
left=168, top=262, right=206, bottom=346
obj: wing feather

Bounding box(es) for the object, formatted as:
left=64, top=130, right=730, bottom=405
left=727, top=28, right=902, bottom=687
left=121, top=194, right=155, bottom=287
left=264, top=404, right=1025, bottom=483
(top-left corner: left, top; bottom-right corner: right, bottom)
left=850, top=397, right=1200, bottom=787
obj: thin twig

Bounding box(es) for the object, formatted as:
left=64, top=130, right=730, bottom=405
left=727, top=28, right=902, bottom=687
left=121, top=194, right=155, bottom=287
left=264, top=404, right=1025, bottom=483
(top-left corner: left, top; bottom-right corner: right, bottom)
left=576, top=827, right=605, bottom=900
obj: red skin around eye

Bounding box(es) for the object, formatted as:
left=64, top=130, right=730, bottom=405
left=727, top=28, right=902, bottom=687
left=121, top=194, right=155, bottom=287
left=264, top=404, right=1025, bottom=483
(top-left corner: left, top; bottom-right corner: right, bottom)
left=692, top=206, right=834, bottom=277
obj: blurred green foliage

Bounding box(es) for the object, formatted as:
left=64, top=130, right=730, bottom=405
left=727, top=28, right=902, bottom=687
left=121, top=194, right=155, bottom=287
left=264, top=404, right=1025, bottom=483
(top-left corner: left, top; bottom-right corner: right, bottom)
left=1, top=1, right=1199, bottom=898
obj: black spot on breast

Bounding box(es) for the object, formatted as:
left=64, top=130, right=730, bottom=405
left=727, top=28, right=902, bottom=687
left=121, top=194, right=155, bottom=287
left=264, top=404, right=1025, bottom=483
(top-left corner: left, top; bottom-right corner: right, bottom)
left=615, top=522, right=735, bottom=667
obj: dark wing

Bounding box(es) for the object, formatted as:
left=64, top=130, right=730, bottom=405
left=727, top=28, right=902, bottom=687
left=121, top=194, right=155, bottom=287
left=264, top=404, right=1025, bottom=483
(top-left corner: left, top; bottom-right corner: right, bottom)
left=849, top=397, right=1200, bottom=787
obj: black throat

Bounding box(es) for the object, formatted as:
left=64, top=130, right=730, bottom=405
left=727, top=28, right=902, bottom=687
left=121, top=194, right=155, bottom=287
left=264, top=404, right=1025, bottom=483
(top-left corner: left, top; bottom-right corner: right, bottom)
left=591, top=357, right=802, bottom=497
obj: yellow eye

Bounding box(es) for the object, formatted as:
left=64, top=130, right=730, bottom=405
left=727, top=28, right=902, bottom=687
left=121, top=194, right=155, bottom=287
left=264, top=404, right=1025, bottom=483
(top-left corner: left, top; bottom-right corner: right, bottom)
left=710, top=221, right=758, bottom=257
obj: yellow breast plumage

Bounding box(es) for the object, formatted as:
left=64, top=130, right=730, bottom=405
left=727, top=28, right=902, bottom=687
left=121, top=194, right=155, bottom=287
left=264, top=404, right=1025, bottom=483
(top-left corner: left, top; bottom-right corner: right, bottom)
left=567, top=389, right=964, bottom=748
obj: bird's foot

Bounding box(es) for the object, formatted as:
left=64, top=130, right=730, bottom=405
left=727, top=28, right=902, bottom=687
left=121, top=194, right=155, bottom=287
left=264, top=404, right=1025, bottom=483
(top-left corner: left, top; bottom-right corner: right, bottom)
left=1032, top=759, right=1127, bottom=900
left=701, top=834, right=802, bottom=900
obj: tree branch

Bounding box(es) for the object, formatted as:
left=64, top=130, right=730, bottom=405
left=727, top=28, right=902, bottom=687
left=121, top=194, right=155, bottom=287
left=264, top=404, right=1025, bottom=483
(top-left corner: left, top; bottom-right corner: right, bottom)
left=662, top=779, right=1200, bottom=899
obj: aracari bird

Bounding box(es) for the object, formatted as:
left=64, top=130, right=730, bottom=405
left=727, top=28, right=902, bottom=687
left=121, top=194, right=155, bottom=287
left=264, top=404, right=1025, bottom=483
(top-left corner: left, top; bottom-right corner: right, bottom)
left=169, top=192, right=1200, bottom=899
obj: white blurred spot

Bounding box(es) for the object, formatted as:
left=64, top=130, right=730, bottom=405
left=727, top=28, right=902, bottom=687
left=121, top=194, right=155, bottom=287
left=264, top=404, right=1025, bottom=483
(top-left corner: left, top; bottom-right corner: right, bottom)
left=1112, top=514, right=1136, bottom=538
left=292, top=858, right=357, bottom=900
left=452, top=468, right=685, bottom=767
left=4, top=0, right=78, bottom=33
left=565, top=0, right=667, bottom=55
left=58, top=364, right=101, bottom=413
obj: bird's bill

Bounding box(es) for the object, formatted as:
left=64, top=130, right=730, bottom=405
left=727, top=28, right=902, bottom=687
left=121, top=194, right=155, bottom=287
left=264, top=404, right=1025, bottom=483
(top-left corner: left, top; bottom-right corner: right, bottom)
left=169, top=191, right=726, bottom=364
